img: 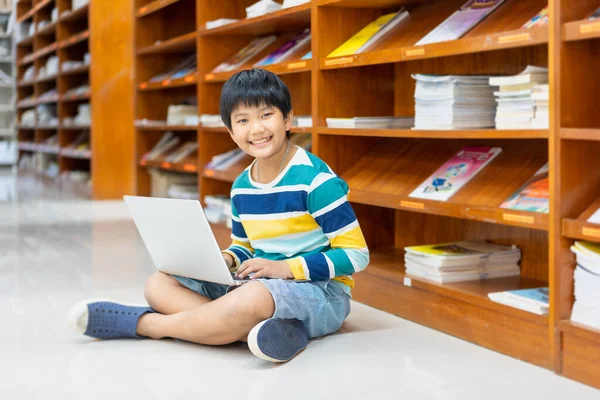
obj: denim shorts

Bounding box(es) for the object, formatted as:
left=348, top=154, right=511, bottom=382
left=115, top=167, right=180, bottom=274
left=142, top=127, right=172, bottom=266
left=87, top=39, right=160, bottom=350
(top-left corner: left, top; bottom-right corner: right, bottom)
left=171, top=276, right=351, bottom=339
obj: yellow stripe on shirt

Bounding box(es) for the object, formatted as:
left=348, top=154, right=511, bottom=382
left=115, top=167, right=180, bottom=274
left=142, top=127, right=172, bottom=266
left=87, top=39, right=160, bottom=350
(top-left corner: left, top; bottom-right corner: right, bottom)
left=242, top=213, right=320, bottom=241
left=330, top=225, right=367, bottom=249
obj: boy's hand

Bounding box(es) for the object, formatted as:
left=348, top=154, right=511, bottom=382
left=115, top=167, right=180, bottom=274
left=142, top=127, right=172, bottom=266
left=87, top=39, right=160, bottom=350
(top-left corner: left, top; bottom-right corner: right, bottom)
left=236, top=258, right=294, bottom=280
left=222, top=253, right=234, bottom=269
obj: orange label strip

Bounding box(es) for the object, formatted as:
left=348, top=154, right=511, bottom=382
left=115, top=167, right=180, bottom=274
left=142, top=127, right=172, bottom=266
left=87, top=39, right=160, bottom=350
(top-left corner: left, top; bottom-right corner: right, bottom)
left=400, top=200, right=425, bottom=210
left=498, top=32, right=531, bottom=44
left=287, top=61, right=307, bottom=70
left=502, top=213, right=534, bottom=224
left=580, top=22, right=600, bottom=34
left=582, top=227, right=600, bottom=239
left=205, top=73, right=215, bottom=81
left=324, top=57, right=354, bottom=66
left=404, top=48, right=425, bottom=57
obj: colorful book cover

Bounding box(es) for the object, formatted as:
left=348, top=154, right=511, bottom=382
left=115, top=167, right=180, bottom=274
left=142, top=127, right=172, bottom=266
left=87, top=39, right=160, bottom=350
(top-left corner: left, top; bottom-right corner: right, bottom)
left=405, top=241, right=514, bottom=258
left=255, top=29, right=311, bottom=66
left=301, top=51, right=312, bottom=60
left=212, top=35, right=277, bottom=73
left=327, top=12, right=398, bottom=58
left=409, top=146, right=502, bottom=201
left=416, top=0, right=507, bottom=46
left=504, top=287, right=548, bottom=304
left=590, top=7, right=600, bottom=20
left=522, top=7, right=549, bottom=29
left=500, top=163, right=549, bottom=213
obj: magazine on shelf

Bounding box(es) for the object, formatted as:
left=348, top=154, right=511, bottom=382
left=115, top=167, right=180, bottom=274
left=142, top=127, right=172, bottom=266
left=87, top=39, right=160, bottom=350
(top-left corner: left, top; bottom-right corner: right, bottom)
left=409, top=146, right=502, bottom=201
left=488, top=288, right=549, bottom=315
left=415, top=0, right=506, bottom=46
left=522, top=7, right=549, bottom=29
left=255, top=29, right=311, bottom=66
left=212, top=35, right=278, bottom=73
left=500, top=163, right=549, bottom=213
left=404, top=241, right=520, bottom=267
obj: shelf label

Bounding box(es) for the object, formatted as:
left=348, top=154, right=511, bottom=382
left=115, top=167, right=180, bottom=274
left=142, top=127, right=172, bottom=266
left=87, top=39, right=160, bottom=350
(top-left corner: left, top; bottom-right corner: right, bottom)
left=184, top=75, right=195, bottom=82
left=205, top=169, right=215, bottom=177
left=139, top=82, right=148, bottom=89
left=403, top=277, right=412, bottom=287
left=205, top=73, right=215, bottom=81
left=287, top=61, right=306, bottom=70
left=324, top=57, right=354, bottom=67
left=502, top=213, right=534, bottom=224
left=400, top=200, right=425, bottom=210
left=161, top=162, right=172, bottom=169
left=498, top=32, right=531, bottom=44
left=404, top=47, right=425, bottom=57
left=139, top=6, right=148, bottom=14
left=161, top=79, right=171, bottom=86
left=582, top=227, right=600, bottom=239
left=581, top=22, right=600, bottom=34
left=183, top=164, right=197, bottom=172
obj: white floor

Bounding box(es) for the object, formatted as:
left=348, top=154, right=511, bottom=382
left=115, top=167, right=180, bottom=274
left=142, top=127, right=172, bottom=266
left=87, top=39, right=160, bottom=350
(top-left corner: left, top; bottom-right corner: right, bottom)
left=1, top=169, right=599, bottom=399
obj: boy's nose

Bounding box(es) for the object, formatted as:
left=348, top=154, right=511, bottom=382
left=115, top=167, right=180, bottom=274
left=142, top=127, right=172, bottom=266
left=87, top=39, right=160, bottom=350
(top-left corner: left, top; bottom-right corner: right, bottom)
left=250, top=121, right=266, bottom=135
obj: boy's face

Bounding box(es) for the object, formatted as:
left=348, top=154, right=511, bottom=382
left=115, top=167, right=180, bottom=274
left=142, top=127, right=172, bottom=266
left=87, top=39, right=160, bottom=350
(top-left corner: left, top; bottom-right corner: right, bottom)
left=228, top=103, right=292, bottom=160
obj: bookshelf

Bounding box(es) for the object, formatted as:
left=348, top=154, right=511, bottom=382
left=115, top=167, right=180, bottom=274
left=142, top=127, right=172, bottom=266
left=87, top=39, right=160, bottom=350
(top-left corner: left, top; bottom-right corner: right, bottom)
left=15, top=0, right=92, bottom=193
left=128, top=0, right=600, bottom=389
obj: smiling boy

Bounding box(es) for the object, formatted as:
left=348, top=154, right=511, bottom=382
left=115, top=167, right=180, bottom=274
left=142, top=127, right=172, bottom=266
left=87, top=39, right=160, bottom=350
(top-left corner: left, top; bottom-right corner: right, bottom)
left=69, top=68, right=369, bottom=363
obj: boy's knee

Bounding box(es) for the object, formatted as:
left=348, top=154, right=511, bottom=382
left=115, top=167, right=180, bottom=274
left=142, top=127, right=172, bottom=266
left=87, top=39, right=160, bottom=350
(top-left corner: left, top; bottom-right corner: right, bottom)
left=144, top=272, right=177, bottom=303
left=229, top=281, right=275, bottom=323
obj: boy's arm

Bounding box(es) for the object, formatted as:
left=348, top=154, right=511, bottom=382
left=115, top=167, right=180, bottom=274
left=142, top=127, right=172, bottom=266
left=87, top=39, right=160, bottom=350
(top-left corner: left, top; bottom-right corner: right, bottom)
left=222, top=200, right=255, bottom=272
left=285, top=174, right=370, bottom=281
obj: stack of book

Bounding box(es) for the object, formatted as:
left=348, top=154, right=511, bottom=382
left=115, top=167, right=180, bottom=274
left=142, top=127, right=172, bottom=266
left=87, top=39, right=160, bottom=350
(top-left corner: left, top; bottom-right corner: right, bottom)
left=200, top=114, right=225, bottom=128
left=488, top=287, right=549, bottom=315
left=490, top=66, right=549, bottom=130
left=204, top=195, right=232, bottom=225
left=404, top=241, right=521, bottom=284
left=206, top=148, right=247, bottom=172
left=168, top=183, right=199, bottom=200
left=246, top=0, right=281, bottom=18
left=205, top=18, right=239, bottom=30
left=282, top=0, right=310, bottom=8
left=570, top=241, right=600, bottom=329
left=326, top=116, right=414, bottom=129
left=413, top=74, right=497, bottom=130
left=292, top=116, right=312, bottom=128
left=167, top=104, right=198, bottom=126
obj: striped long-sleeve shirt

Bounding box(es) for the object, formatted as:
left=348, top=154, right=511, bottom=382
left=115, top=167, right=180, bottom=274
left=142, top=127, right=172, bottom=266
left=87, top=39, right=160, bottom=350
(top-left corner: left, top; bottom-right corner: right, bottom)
left=222, top=147, right=369, bottom=291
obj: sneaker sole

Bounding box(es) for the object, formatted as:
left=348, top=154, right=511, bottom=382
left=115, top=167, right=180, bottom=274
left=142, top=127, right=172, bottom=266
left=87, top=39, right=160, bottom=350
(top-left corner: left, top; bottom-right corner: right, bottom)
left=247, top=320, right=305, bottom=363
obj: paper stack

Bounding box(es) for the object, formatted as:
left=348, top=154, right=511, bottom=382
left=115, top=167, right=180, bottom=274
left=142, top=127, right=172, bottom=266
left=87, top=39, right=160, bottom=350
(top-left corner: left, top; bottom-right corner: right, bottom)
left=488, top=287, right=549, bottom=315
left=413, top=74, right=497, bottom=130
left=570, top=241, right=600, bottom=329
left=246, top=0, right=282, bottom=18
left=293, top=115, right=312, bottom=128
left=282, top=0, right=310, bottom=8
left=205, top=18, right=239, bottom=30
left=489, top=66, right=549, bottom=129
left=200, top=114, right=225, bottom=128
left=204, top=195, right=232, bottom=226
left=326, top=116, right=414, bottom=129
left=168, top=183, right=199, bottom=200
left=404, top=241, right=521, bottom=284
left=206, top=148, right=247, bottom=171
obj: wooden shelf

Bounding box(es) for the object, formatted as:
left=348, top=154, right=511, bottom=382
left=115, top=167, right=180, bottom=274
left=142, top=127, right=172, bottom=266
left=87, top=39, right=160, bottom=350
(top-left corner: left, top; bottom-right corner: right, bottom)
left=138, top=74, right=197, bottom=91
left=19, top=43, right=58, bottom=65
left=59, top=30, right=90, bottom=49
left=61, top=124, right=90, bottom=130
left=199, top=4, right=311, bottom=36
left=60, top=64, right=90, bottom=77
left=342, top=139, right=549, bottom=230
left=36, top=73, right=58, bottom=84
left=135, top=123, right=198, bottom=131
left=205, top=59, right=312, bottom=83
left=318, top=127, right=549, bottom=139
left=139, top=159, right=198, bottom=174
left=37, top=125, right=59, bottom=130
left=560, top=128, right=600, bottom=141
left=562, top=198, right=600, bottom=242
left=59, top=92, right=91, bottom=102
left=318, top=0, right=417, bottom=6
left=60, top=149, right=91, bottom=160
left=203, top=154, right=253, bottom=183
left=17, top=80, right=36, bottom=88
left=136, top=0, right=182, bottom=18
left=321, top=26, right=548, bottom=70
left=17, top=35, right=34, bottom=47
left=559, top=321, right=600, bottom=345
left=36, top=20, right=58, bottom=38
left=137, top=32, right=196, bottom=55
left=17, top=0, right=52, bottom=23
left=563, top=19, right=600, bottom=42
left=201, top=126, right=312, bottom=134
left=60, top=3, right=89, bottom=23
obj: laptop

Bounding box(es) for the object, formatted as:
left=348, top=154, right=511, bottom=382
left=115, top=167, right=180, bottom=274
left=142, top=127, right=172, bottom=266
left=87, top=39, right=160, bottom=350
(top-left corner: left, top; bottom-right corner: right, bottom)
left=123, top=195, right=250, bottom=286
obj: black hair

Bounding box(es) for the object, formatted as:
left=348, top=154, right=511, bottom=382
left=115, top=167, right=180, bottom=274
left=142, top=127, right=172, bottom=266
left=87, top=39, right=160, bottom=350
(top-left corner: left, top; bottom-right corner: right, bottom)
left=220, top=68, right=292, bottom=138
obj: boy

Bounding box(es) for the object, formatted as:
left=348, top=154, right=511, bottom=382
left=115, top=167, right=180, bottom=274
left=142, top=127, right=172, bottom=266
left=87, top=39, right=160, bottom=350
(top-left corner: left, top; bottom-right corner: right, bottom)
left=69, top=69, right=370, bottom=363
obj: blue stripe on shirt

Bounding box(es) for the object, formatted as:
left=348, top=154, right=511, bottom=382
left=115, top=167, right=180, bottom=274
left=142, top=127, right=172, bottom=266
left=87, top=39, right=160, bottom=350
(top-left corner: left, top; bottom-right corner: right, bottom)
left=234, top=191, right=307, bottom=215
left=315, top=201, right=357, bottom=235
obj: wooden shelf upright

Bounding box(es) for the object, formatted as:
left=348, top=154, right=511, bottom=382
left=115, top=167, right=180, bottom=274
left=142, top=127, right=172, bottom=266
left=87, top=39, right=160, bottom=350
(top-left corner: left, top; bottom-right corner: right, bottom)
left=15, top=0, right=92, bottom=195
left=128, top=0, right=600, bottom=389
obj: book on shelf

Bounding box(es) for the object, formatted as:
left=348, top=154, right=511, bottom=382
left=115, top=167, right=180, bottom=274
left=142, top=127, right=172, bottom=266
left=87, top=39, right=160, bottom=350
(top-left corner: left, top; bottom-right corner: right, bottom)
left=491, top=66, right=549, bottom=130
left=255, top=28, right=311, bottom=67
left=588, top=208, right=600, bottom=224
left=62, top=131, right=91, bottom=158
left=328, top=9, right=409, bottom=58
left=143, top=132, right=181, bottom=162
left=165, top=141, right=198, bottom=164
left=589, top=7, right=600, bottom=20
left=246, top=0, right=282, bottom=19
left=415, top=0, right=506, bottom=46
left=206, top=148, right=247, bottom=171
left=167, top=102, right=198, bottom=126
left=301, top=51, right=311, bottom=60
left=570, top=241, right=600, bottom=330
left=488, top=288, right=549, bottom=315
left=404, top=241, right=521, bottom=284
left=292, top=115, right=312, bottom=128
left=282, top=0, right=310, bottom=8
left=200, top=114, right=225, bottom=128
left=168, top=183, right=199, bottom=200
left=326, top=116, right=414, bottom=129
left=149, top=54, right=196, bottom=83
left=413, top=74, right=497, bottom=130
left=212, top=35, right=278, bottom=73
left=522, top=7, right=548, bottom=29
left=409, top=146, right=502, bottom=201
left=204, top=195, right=232, bottom=225
left=205, top=18, right=239, bottom=30
left=500, top=163, right=548, bottom=213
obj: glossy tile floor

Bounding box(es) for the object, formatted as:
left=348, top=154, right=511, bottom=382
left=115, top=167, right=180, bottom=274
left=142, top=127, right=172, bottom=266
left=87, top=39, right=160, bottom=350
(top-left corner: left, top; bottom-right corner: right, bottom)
left=1, top=169, right=599, bottom=399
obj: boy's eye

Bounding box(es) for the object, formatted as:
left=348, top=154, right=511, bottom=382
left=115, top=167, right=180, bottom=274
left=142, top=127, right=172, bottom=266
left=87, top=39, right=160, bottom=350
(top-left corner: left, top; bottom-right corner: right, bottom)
left=237, top=119, right=248, bottom=124
left=261, top=112, right=273, bottom=119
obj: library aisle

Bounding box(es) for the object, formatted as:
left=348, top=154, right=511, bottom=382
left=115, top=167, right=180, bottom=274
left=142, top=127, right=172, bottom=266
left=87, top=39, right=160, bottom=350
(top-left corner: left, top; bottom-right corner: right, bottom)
left=0, top=169, right=598, bottom=398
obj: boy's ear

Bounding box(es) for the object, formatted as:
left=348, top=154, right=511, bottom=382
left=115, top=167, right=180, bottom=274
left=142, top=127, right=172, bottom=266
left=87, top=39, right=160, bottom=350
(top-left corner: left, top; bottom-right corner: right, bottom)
left=284, top=109, right=294, bottom=131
